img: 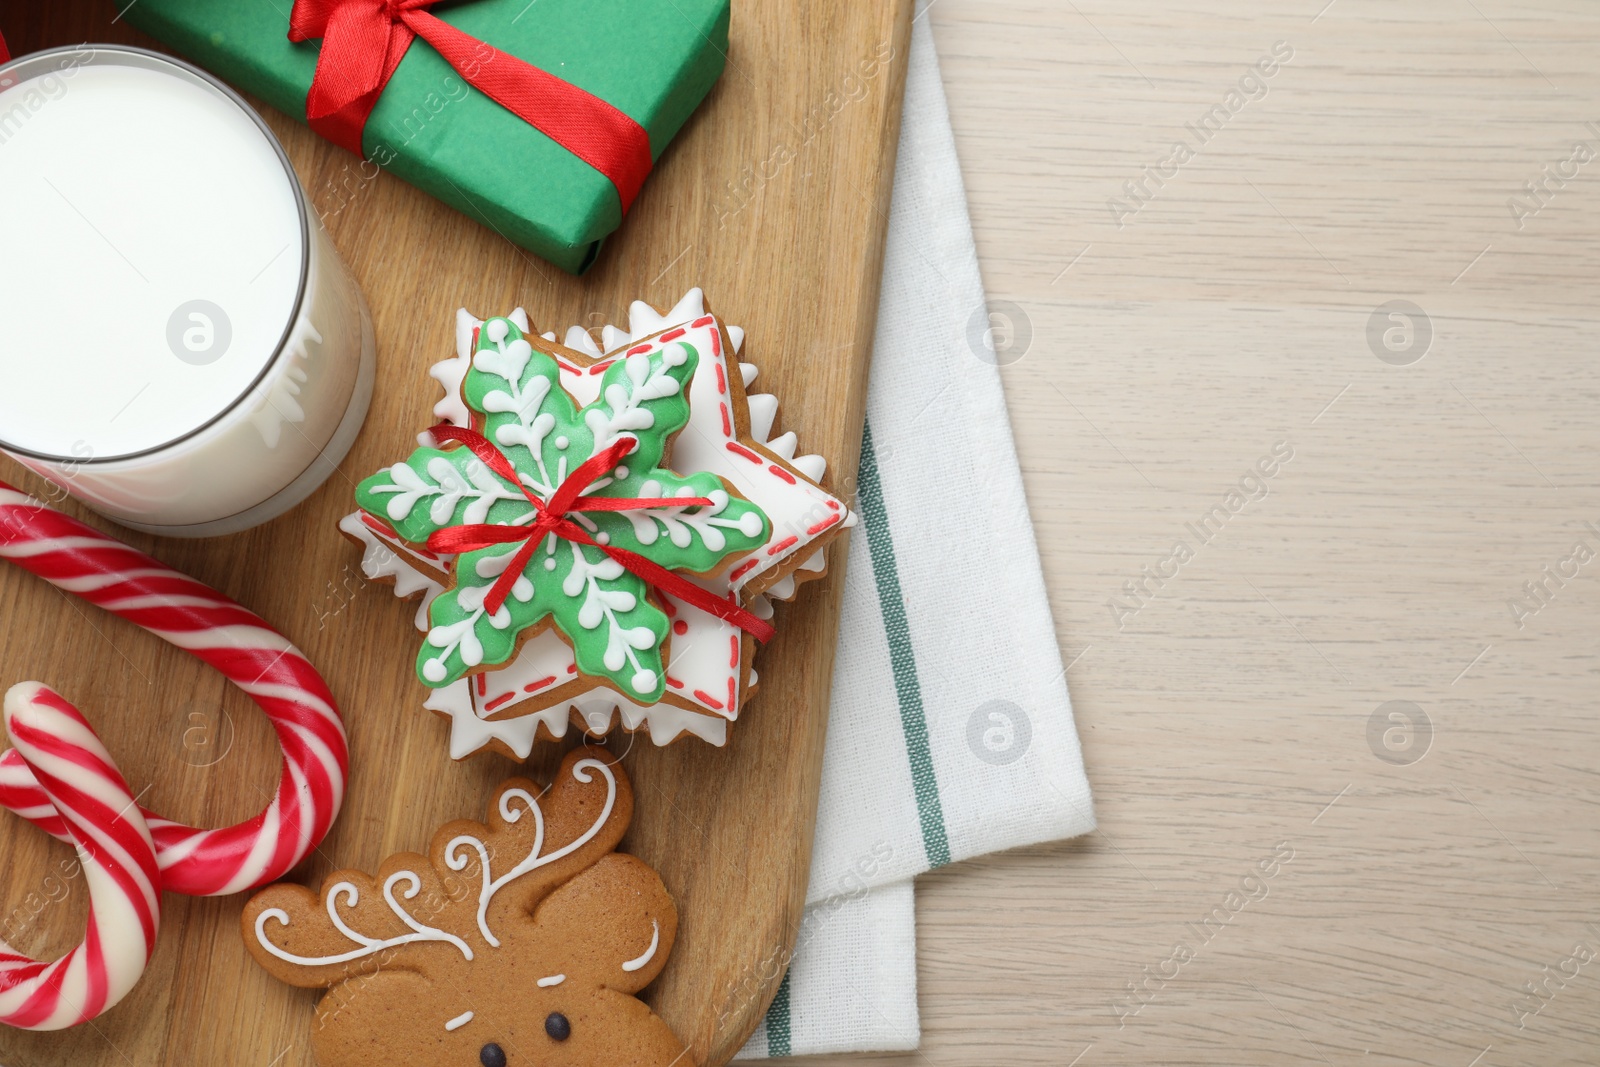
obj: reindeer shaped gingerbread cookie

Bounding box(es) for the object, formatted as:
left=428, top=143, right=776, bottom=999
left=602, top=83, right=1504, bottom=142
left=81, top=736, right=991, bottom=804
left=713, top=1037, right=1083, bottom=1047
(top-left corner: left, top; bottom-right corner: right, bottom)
left=242, top=748, right=691, bottom=1067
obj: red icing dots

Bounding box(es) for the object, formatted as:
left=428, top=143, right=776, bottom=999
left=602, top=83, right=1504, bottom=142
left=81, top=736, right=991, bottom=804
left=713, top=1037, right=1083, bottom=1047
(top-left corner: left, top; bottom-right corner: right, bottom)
left=807, top=514, right=842, bottom=536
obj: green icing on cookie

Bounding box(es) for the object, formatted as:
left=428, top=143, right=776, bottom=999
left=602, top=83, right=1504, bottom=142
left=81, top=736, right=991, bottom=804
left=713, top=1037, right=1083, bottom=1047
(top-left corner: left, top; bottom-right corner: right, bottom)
left=355, top=317, right=769, bottom=699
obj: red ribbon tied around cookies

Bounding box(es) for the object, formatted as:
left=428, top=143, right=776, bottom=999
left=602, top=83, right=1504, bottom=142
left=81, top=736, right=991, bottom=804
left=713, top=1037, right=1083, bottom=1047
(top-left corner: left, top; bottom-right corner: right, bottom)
left=424, top=425, right=775, bottom=641
left=287, top=0, right=652, bottom=211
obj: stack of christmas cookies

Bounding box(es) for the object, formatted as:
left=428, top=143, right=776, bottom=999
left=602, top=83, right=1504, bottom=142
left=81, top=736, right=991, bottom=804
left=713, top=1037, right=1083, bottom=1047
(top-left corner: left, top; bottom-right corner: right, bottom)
left=342, top=290, right=854, bottom=757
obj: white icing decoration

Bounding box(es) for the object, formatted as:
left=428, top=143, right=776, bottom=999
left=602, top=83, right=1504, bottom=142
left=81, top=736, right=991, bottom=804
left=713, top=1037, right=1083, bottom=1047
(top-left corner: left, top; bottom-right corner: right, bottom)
left=254, top=873, right=474, bottom=968
left=370, top=455, right=520, bottom=525
left=563, top=325, right=602, bottom=357
left=337, top=511, right=445, bottom=629
left=583, top=343, right=687, bottom=453
left=552, top=319, right=844, bottom=603
left=446, top=1010, right=474, bottom=1031
left=257, top=760, right=618, bottom=974
left=484, top=354, right=556, bottom=463
left=626, top=290, right=710, bottom=337
left=746, top=394, right=778, bottom=443
left=474, top=328, right=563, bottom=497
left=767, top=431, right=797, bottom=461
left=561, top=543, right=655, bottom=693
left=475, top=548, right=535, bottom=603
left=424, top=609, right=486, bottom=680
left=537, top=974, right=566, bottom=987
left=423, top=670, right=729, bottom=758
left=621, top=920, right=660, bottom=972
left=793, top=453, right=827, bottom=481
left=443, top=758, right=617, bottom=948
left=619, top=485, right=764, bottom=553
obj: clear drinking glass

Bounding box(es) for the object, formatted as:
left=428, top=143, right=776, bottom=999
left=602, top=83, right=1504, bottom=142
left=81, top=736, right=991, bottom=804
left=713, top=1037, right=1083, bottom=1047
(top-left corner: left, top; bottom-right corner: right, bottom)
left=0, top=45, right=375, bottom=536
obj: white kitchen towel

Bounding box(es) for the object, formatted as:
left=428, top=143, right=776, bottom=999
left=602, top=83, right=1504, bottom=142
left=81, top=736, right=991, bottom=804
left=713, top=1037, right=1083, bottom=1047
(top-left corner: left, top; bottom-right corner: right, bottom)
left=734, top=10, right=1095, bottom=1060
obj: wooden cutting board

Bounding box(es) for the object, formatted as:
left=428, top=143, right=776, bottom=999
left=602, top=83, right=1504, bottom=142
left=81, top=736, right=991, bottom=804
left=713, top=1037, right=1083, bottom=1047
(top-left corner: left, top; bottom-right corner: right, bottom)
left=0, top=2, right=912, bottom=1063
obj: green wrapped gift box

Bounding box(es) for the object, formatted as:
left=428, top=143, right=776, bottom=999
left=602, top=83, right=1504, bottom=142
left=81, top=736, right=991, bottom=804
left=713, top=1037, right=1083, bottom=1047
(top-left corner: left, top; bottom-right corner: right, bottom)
left=123, top=0, right=730, bottom=273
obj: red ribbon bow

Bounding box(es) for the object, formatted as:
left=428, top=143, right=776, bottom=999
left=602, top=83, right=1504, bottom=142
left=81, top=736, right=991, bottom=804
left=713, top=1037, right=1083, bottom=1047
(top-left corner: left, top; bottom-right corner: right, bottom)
left=288, top=0, right=652, bottom=211
left=424, top=424, right=775, bottom=641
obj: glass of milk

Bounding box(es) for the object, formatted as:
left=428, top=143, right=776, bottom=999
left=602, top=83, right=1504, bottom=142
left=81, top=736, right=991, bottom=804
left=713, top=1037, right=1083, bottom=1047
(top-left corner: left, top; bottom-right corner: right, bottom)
left=0, top=45, right=375, bottom=536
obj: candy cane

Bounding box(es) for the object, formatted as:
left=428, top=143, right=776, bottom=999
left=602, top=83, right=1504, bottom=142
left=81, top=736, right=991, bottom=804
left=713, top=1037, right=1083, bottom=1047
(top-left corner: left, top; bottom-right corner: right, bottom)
left=0, top=683, right=161, bottom=1030
left=0, top=483, right=349, bottom=1028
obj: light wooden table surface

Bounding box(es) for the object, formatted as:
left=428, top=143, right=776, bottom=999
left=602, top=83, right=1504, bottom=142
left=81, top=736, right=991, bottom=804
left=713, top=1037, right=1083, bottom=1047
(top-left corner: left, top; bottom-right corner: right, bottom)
left=801, top=2, right=1600, bottom=1065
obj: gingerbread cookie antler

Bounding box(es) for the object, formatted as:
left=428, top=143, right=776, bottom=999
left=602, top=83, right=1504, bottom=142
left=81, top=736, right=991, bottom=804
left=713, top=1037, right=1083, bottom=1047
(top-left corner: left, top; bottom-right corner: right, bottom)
left=243, top=748, right=692, bottom=1067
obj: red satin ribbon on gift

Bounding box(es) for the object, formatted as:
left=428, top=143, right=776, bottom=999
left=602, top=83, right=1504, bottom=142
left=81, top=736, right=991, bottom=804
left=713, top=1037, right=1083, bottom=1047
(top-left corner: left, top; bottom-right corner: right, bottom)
left=424, top=425, right=775, bottom=640
left=287, top=0, right=652, bottom=211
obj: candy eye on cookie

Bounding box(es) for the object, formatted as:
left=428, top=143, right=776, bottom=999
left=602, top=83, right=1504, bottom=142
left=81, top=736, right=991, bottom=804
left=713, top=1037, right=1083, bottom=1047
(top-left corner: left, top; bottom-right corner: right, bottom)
left=442, top=1011, right=507, bottom=1066
left=545, top=1011, right=572, bottom=1041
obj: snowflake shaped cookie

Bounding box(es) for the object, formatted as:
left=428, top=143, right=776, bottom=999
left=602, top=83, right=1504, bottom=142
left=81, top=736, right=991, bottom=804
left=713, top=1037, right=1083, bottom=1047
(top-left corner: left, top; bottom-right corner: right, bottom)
left=341, top=292, right=854, bottom=755
left=355, top=317, right=769, bottom=703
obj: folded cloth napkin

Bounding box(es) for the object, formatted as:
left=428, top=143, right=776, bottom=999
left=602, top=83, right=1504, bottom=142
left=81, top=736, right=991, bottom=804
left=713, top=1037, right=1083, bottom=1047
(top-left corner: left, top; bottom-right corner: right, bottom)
left=733, top=10, right=1095, bottom=1059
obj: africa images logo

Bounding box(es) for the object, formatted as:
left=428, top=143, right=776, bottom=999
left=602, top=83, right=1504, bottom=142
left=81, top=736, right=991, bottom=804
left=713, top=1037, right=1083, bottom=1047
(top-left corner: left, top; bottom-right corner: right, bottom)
left=1107, top=41, right=1295, bottom=228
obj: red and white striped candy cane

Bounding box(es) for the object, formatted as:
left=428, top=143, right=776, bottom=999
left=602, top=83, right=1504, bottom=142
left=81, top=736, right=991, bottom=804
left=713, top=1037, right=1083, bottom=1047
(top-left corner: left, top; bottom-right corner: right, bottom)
left=0, top=683, right=161, bottom=1030
left=0, top=483, right=349, bottom=1028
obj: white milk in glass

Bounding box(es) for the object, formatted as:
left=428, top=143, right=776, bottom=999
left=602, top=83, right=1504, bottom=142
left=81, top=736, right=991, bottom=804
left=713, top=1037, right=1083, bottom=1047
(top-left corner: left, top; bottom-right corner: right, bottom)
left=0, top=46, right=374, bottom=535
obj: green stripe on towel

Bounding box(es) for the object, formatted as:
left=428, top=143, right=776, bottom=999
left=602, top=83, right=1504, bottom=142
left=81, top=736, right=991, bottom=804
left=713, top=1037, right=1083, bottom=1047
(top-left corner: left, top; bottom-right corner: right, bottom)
left=766, top=968, right=793, bottom=1057
left=857, top=420, right=951, bottom=868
